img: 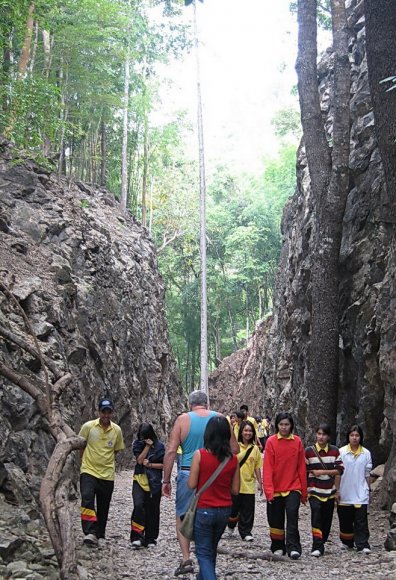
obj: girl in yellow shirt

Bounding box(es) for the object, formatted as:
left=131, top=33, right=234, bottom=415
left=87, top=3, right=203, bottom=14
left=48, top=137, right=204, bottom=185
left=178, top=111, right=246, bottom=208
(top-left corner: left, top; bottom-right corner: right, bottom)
left=225, top=420, right=263, bottom=541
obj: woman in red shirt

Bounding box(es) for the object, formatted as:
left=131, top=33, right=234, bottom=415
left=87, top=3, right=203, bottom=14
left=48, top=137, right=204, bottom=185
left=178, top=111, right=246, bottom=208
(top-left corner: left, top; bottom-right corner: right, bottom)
left=188, top=416, right=239, bottom=580
left=263, top=412, right=307, bottom=560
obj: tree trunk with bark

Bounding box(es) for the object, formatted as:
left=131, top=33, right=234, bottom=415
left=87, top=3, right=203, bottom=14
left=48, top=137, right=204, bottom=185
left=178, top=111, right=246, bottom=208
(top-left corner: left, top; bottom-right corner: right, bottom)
left=141, top=113, right=149, bottom=226
left=364, top=0, right=396, bottom=223
left=296, top=0, right=350, bottom=435
left=100, top=117, right=106, bottom=187
left=120, top=50, right=130, bottom=213
left=0, top=281, right=85, bottom=579
left=18, top=3, right=35, bottom=78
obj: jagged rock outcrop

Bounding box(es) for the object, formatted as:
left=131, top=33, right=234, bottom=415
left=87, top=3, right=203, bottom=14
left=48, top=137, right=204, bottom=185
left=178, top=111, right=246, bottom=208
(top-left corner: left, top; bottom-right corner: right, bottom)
left=209, top=319, right=270, bottom=414
left=263, top=1, right=395, bottom=508
left=210, top=0, right=396, bottom=511
left=0, top=137, right=184, bottom=503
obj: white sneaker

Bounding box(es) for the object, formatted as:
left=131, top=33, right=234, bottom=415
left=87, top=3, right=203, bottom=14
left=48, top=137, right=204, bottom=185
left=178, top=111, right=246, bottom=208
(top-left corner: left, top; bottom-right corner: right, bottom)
left=311, top=549, right=321, bottom=557
left=83, top=533, right=98, bottom=546
left=131, top=539, right=143, bottom=549
left=273, top=549, right=284, bottom=556
left=340, top=543, right=354, bottom=551
left=360, top=547, right=371, bottom=554
left=224, top=528, right=234, bottom=538
left=290, top=551, right=300, bottom=560
left=243, top=535, right=254, bottom=542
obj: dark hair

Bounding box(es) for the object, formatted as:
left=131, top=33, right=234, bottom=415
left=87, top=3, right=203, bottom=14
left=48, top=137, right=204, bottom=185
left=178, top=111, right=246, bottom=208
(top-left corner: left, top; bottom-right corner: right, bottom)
left=238, top=420, right=257, bottom=443
left=240, top=404, right=248, bottom=412
left=316, top=423, right=331, bottom=436
left=274, top=412, right=294, bottom=433
left=137, top=422, right=158, bottom=443
left=235, top=410, right=245, bottom=420
left=347, top=424, right=364, bottom=445
left=204, top=416, right=232, bottom=461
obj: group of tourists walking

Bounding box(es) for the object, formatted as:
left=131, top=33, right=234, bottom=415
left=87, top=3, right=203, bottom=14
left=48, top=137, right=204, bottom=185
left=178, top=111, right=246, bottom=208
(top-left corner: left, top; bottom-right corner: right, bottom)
left=77, top=393, right=373, bottom=580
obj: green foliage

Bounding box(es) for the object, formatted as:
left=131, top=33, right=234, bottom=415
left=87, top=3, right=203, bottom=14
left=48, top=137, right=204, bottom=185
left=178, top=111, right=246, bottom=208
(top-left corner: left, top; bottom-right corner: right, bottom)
left=271, top=107, right=302, bottom=140
left=156, top=143, right=297, bottom=391
left=289, top=1, right=332, bottom=30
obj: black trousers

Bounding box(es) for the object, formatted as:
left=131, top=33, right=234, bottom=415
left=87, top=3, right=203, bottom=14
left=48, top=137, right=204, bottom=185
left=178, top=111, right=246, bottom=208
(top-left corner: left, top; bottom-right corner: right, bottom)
left=130, top=480, right=161, bottom=545
left=267, top=491, right=301, bottom=555
left=227, top=493, right=255, bottom=538
left=309, top=496, right=335, bottom=554
left=80, top=473, right=114, bottom=539
left=337, top=504, right=370, bottom=550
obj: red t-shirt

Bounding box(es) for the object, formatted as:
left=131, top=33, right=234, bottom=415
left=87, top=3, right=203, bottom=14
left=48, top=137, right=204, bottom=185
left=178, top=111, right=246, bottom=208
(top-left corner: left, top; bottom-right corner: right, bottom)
left=196, top=449, right=238, bottom=508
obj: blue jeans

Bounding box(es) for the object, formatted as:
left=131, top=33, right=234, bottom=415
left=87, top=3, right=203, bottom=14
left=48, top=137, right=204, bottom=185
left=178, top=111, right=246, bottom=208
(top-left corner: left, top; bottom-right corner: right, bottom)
left=194, top=506, right=231, bottom=580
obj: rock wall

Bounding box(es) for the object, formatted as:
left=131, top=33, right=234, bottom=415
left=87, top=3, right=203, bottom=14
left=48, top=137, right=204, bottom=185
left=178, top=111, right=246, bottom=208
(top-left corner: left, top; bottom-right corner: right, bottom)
left=210, top=0, right=396, bottom=509
left=208, top=319, right=270, bottom=415
left=0, top=138, right=184, bottom=503
left=263, top=1, right=396, bottom=507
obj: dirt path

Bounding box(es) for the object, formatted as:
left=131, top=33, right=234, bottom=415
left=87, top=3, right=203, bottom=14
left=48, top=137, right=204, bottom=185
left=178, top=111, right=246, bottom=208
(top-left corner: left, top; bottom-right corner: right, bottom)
left=75, top=469, right=396, bottom=579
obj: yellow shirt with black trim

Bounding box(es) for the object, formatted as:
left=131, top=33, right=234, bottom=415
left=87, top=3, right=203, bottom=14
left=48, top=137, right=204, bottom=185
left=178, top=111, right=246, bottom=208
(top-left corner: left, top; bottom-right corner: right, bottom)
left=237, top=443, right=263, bottom=494
left=79, top=419, right=124, bottom=480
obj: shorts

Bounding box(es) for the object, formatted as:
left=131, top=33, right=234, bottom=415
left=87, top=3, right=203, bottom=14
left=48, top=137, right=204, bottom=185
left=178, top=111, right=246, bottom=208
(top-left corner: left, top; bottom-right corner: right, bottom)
left=175, top=470, right=195, bottom=518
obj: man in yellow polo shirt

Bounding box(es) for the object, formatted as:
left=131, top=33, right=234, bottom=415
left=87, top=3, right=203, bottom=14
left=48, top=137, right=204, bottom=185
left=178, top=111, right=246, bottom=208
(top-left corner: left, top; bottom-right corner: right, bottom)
left=79, top=398, right=124, bottom=545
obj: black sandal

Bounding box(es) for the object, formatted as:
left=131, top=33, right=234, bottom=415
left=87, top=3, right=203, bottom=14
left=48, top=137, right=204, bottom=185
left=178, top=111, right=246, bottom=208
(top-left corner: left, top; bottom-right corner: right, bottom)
left=174, top=559, right=194, bottom=576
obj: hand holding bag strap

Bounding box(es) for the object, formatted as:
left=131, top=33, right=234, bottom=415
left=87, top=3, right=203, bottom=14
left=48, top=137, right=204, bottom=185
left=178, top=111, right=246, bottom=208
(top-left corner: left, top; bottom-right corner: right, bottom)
left=239, top=445, right=254, bottom=469
left=195, top=455, right=231, bottom=499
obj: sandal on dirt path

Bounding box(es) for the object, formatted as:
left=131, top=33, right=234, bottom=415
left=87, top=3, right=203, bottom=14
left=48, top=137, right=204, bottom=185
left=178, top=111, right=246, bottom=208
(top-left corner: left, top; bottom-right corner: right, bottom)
left=174, top=559, right=194, bottom=576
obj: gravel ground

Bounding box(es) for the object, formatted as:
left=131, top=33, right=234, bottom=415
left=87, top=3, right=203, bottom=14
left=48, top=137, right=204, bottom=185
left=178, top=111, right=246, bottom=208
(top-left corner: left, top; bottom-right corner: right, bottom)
left=74, top=469, right=396, bottom=579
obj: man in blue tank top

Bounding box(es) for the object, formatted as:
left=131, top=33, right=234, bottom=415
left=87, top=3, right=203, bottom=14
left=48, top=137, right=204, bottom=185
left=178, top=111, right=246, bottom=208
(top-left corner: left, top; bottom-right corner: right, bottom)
left=162, top=390, right=238, bottom=576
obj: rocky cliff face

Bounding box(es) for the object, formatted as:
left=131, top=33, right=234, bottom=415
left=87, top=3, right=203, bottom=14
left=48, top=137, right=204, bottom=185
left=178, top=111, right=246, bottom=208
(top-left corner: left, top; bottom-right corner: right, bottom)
left=264, top=1, right=395, bottom=507
left=208, top=319, right=270, bottom=415
left=0, top=138, right=184, bottom=503
left=210, top=1, right=396, bottom=509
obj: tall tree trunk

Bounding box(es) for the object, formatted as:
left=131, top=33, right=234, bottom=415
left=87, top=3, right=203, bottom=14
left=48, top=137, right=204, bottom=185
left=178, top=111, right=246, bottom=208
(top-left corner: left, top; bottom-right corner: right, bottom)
left=296, top=0, right=350, bottom=435
left=148, top=177, right=154, bottom=232
left=120, top=50, right=130, bottom=213
left=42, top=29, right=51, bottom=77
left=28, top=20, right=38, bottom=74
left=18, top=3, right=35, bottom=78
left=364, top=0, right=396, bottom=223
left=100, top=117, right=106, bottom=187
left=190, top=0, right=209, bottom=396
left=141, top=113, right=149, bottom=226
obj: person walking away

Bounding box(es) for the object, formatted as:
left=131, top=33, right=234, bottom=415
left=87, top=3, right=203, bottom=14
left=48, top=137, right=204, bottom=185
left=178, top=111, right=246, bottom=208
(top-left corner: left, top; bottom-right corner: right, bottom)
left=263, top=412, right=307, bottom=559
left=162, top=390, right=238, bottom=577
left=305, top=424, right=344, bottom=557
left=188, top=416, right=239, bottom=580
left=256, top=416, right=269, bottom=451
left=337, top=424, right=373, bottom=554
left=79, top=398, right=125, bottom=546
left=130, top=422, right=165, bottom=549
left=225, top=420, right=262, bottom=541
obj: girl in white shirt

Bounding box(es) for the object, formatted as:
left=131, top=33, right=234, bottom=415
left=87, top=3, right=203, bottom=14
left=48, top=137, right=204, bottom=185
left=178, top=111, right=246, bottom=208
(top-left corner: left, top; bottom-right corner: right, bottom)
left=337, top=425, right=372, bottom=553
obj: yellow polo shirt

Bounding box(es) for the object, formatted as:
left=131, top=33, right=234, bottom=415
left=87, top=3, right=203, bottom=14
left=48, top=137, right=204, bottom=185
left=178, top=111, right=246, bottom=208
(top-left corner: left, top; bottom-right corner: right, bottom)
left=238, top=443, right=262, bottom=494
left=79, top=419, right=124, bottom=480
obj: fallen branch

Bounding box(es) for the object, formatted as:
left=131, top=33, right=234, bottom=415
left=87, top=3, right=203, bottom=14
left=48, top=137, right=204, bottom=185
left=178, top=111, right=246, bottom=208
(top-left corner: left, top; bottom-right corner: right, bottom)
left=217, top=546, right=288, bottom=562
